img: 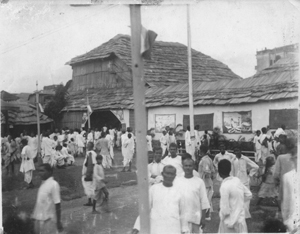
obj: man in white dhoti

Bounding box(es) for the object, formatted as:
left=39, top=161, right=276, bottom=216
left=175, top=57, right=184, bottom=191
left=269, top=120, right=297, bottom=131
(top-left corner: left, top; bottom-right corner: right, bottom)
left=232, top=146, right=258, bottom=219
left=82, top=142, right=97, bottom=206
left=213, top=144, right=236, bottom=181
left=150, top=165, right=188, bottom=234
left=253, top=130, right=262, bottom=163
left=218, top=159, right=252, bottom=233
left=122, top=133, right=135, bottom=172
left=41, top=133, right=56, bottom=166
left=20, top=138, right=35, bottom=189
left=185, top=126, right=194, bottom=157
left=175, top=158, right=210, bottom=233
left=161, top=143, right=184, bottom=176
left=259, top=127, right=270, bottom=164
left=160, top=130, right=168, bottom=157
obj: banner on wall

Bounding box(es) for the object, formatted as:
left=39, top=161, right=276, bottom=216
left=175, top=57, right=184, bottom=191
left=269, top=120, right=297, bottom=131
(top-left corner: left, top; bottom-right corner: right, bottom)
left=111, top=110, right=125, bottom=123
left=269, top=109, right=297, bottom=129
left=155, top=114, right=176, bottom=133
left=183, top=113, right=214, bottom=131
left=222, top=111, right=252, bottom=134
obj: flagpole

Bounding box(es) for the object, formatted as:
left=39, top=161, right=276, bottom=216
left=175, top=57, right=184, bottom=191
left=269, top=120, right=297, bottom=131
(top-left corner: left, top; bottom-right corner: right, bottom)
left=187, top=5, right=195, bottom=158
left=87, top=88, right=91, bottom=130
left=130, top=5, right=150, bottom=234
left=36, top=81, right=41, bottom=163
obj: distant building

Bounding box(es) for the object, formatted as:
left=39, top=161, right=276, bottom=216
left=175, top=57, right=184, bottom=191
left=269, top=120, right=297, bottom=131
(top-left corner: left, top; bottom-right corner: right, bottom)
left=28, top=87, right=56, bottom=109
left=255, top=43, right=298, bottom=72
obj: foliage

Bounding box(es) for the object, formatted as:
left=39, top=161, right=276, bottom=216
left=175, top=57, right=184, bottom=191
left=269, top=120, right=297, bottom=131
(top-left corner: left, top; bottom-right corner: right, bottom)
left=44, top=83, right=69, bottom=125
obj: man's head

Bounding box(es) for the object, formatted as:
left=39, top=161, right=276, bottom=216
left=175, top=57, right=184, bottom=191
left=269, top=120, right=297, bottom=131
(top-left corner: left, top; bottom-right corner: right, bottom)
left=38, top=163, right=53, bottom=181
left=153, top=147, right=162, bottom=163
left=278, top=134, right=287, bottom=144
left=127, top=127, right=132, bottom=133
left=7, top=135, right=12, bottom=141
left=218, top=159, right=231, bottom=179
left=261, top=127, right=267, bottom=134
left=128, top=133, right=132, bottom=139
left=162, top=165, right=176, bottom=187
left=256, top=130, right=261, bottom=136
left=182, top=158, right=194, bottom=177
left=200, top=144, right=208, bottom=155
left=169, top=143, right=177, bottom=158
left=234, top=146, right=242, bottom=158
left=87, top=142, right=94, bottom=151
left=21, top=138, right=28, bottom=147
left=96, top=154, right=103, bottom=164
left=219, top=144, right=226, bottom=155
left=187, top=126, right=190, bottom=131
left=148, top=151, right=154, bottom=163
left=204, top=130, right=208, bottom=134
left=53, top=136, right=58, bottom=141
left=162, top=130, right=166, bottom=136
left=56, top=145, right=62, bottom=151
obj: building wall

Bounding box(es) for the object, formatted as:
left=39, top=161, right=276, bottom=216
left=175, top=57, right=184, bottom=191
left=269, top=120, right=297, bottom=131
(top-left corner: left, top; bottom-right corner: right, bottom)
left=147, top=98, right=298, bottom=140
left=71, top=57, right=132, bottom=91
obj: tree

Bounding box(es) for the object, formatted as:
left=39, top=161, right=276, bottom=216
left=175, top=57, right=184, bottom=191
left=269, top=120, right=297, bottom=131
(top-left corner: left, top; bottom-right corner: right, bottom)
left=44, top=82, right=70, bottom=127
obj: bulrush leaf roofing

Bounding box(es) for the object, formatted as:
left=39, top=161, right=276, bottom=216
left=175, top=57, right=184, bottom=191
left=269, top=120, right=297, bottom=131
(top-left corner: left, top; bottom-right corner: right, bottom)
left=66, top=34, right=241, bottom=86
left=63, top=54, right=298, bottom=111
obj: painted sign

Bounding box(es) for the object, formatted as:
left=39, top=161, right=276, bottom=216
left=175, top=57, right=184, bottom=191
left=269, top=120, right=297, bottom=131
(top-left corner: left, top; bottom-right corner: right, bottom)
left=223, top=111, right=252, bottom=134
left=111, top=110, right=125, bottom=123
left=183, top=113, right=214, bottom=131
left=155, top=114, right=176, bottom=133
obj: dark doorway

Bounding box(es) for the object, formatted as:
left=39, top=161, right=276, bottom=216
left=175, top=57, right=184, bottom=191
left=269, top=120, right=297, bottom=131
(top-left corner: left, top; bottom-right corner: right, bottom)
left=87, top=110, right=121, bottom=130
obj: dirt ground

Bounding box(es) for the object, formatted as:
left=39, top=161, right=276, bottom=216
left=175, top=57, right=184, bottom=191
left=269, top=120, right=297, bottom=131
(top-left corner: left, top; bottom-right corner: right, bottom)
left=2, top=149, right=278, bottom=233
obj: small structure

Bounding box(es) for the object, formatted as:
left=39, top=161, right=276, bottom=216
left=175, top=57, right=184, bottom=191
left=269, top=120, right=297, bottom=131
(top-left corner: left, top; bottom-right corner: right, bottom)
left=1, top=91, right=53, bottom=137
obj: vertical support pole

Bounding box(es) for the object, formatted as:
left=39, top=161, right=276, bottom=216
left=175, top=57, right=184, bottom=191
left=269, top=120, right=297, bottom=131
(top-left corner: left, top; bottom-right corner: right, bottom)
left=130, top=5, right=150, bottom=234
left=36, top=81, right=41, bottom=162
left=187, top=5, right=195, bottom=157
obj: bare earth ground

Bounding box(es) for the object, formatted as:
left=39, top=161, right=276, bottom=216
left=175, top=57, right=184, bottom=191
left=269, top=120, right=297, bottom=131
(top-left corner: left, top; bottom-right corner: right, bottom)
left=2, top=149, right=278, bottom=233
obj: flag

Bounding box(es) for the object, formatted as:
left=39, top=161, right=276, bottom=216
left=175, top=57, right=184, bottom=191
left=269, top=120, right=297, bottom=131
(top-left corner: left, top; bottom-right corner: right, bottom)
left=38, top=103, right=44, bottom=113
left=87, top=105, right=92, bottom=114
left=141, top=26, right=157, bottom=60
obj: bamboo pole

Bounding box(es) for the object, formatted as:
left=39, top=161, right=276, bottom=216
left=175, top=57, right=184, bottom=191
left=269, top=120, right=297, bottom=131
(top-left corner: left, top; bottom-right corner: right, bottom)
left=129, top=5, right=150, bottom=234
left=36, top=81, right=41, bottom=163
left=187, top=5, right=195, bottom=157
left=87, top=88, right=91, bottom=130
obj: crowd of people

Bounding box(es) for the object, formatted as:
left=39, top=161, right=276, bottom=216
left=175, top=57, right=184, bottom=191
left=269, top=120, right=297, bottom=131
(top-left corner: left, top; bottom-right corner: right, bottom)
left=132, top=124, right=299, bottom=233
left=1, top=123, right=299, bottom=233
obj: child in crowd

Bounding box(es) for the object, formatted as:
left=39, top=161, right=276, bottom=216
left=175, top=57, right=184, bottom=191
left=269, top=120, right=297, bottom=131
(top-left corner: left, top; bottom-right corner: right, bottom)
left=92, top=155, right=109, bottom=214
left=257, top=156, right=280, bottom=209
left=62, top=143, right=75, bottom=166
left=68, top=138, right=77, bottom=158
left=54, top=145, right=66, bottom=169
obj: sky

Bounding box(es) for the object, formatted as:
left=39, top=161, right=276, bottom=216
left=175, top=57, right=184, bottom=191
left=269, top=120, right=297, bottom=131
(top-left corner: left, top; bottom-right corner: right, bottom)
left=0, top=0, right=299, bottom=94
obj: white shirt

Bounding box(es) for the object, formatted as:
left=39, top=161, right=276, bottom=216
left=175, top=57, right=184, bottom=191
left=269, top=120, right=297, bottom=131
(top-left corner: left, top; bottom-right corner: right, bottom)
left=162, top=155, right=183, bottom=176
left=41, top=137, right=56, bottom=156
left=175, top=176, right=210, bottom=224
left=94, top=131, right=101, bottom=140
left=150, top=183, right=188, bottom=234
left=253, top=135, right=261, bottom=150
left=32, top=177, right=61, bottom=221
left=232, top=155, right=259, bottom=187
left=82, top=150, right=97, bottom=176
left=160, top=134, right=168, bottom=146
left=185, top=130, right=191, bottom=146
left=219, top=176, right=252, bottom=228
left=148, top=162, right=165, bottom=185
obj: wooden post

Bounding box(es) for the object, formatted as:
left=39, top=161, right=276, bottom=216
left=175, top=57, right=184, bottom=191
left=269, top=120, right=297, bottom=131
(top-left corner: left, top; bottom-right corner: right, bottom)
left=130, top=5, right=150, bottom=234
left=36, top=81, right=41, bottom=163
left=187, top=5, right=195, bottom=157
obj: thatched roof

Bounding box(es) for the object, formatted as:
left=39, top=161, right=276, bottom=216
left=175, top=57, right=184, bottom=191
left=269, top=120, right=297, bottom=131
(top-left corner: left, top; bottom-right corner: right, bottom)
left=67, top=34, right=241, bottom=86
left=1, top=91, right=19, bottom=101
left=63, top=54, right=298, bottom=111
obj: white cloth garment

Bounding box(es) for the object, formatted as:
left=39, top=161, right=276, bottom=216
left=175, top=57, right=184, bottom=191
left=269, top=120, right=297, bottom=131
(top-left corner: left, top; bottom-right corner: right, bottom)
left=282, top=169, right=300, bottom=233
left=161, top=155, right=184, bottom=176
left=218, top=176, right=252, bottom=233
left=146, top=135, right=153, bottom=151
left=213, top=151, right=236, bottom=181
left=232, top=155, right=258, bottom=219
left=150, top=183, right=188, bottom=234
left=175, top=176, right=210, bottom=225
left=160, top=134, right=168, bottom=156
left=32, top=177, right=61, bottom=222
left=122, top=137, right=134, bottom=166
left=148, top=161, right=165, bottom=185
left=253, top=135, right=262, bottom=162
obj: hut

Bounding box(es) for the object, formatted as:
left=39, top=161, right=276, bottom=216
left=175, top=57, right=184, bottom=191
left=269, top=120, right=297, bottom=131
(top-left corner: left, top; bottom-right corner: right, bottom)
left=1, top=91, right=53, bottom=137
left=61, top=34, right=241, bottom=130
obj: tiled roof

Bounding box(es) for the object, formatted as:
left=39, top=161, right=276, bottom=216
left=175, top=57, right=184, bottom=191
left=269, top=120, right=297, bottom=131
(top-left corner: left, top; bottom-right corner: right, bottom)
left=63, top=50, right=298, bottom=112
left=1, top=91, right=19, bottom=102
left=66, top=34, right=241, bottom=86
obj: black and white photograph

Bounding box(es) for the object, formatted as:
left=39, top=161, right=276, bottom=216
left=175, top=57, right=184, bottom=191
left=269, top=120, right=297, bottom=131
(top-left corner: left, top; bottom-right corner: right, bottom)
left=0, top=1, right=299, bottom=233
